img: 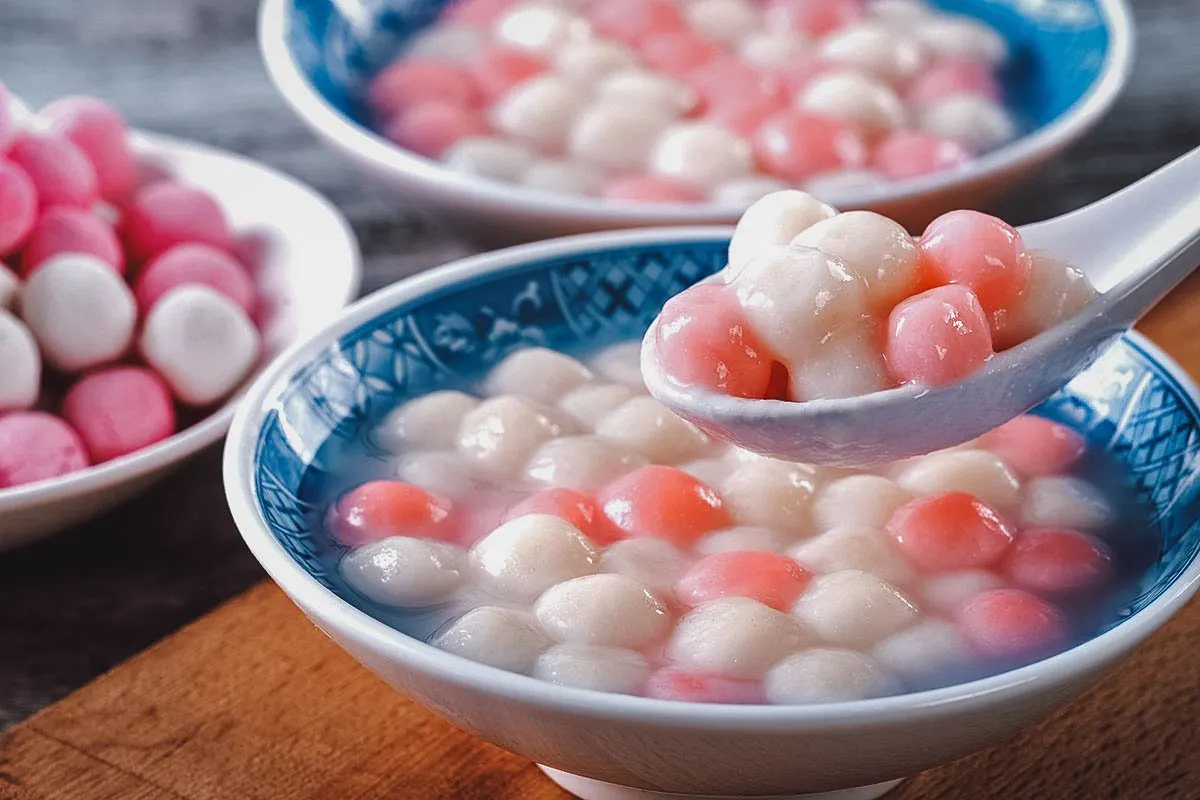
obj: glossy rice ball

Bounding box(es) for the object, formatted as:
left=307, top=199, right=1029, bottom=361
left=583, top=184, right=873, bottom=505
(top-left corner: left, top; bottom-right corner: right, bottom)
left=557, top=382, right=636, bottom=429
left=765, top=647, right=900, bottom=704
left=793, top=569, right=919, bottom=647
left=534, top=573, right=670, bottom=648
left=434, top=606, right=551, bottom=674
left=340, top=536, right=465, bottom=607
left=727, top=190, right=837, bottom=278
left=533, top=644, right=650, bottom=694
left=720, top=460, right=816, bottom=534
left=456, top=395, right=576, bottom=479
left=469, top=513, right=600, bottom=601
left=666, top=597, right=810, bottom=680
left=0, top=310, right=40, bottom=412
left=790, top=526, right=914, bottom=585
left=484, top=347, right=594, bottom=404
left=600, top=537, right=692, bottom=596
left=1018, top=476, right=1113, bottom=530
left=894, top=449, right=1021, bottom=510
left=525, top=434, right=647, bottom=491
left=791, top=210, right=920, bottom=311
left=594, top=396, right=711, bottom=464
left=812, top=474, right=912, bottom=531
left=376, top=390, right=480, bottom=452
left=872, top=618, right=970, bottom=684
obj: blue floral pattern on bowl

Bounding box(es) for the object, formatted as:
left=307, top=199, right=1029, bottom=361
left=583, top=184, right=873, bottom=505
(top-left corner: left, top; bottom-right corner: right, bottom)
left=251, top=237, right=1200, bottom=636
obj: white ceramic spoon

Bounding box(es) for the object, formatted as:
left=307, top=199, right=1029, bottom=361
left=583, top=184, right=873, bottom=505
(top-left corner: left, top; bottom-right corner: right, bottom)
left=642, top=146, right=1200, bottom=467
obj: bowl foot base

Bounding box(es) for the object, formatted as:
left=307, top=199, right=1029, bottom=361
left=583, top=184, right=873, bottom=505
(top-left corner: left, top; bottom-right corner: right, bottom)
left=537, top=766, right=903, bottom=800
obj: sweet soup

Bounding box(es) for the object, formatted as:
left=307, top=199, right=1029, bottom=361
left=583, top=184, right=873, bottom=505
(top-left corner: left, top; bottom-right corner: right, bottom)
left=367, top=0, right=1016, bottom=203
left=652, top=190, right=1097, bottom=400
left=313, top=343, right=1153, bottom=704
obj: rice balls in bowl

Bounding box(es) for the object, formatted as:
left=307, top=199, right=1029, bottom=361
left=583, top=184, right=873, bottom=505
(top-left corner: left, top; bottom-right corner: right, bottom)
left=225, top=228, right=1200, bottom=799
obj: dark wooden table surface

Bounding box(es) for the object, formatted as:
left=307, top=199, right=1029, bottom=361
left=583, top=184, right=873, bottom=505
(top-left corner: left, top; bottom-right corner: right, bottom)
left=0, top=0, right=1198, bottom=732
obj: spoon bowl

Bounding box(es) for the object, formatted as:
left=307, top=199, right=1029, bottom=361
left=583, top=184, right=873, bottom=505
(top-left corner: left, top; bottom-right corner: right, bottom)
left=643, top=147, right=1200, bottom=466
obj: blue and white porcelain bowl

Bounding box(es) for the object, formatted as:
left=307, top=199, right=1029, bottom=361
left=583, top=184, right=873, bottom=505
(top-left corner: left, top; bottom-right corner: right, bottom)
left=258, top=0, right=1134, bottom=244
left=224, top=229, right=1200, bottom=800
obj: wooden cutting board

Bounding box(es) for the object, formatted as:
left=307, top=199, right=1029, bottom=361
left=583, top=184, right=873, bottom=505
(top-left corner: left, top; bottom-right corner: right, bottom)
left=5, top=278, right=1200, bottom=800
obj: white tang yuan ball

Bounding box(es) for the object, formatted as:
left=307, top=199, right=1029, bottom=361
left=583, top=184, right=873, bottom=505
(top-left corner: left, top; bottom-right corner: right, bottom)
left=340, top=537, right=464, bottom=607
left=534, top=644, right=650, bottom=694
left=995, top=250, right=1097, bottom=350
left=404, top=24, right=484, bottom=62
left=494, top=2, right=592, bottom=55
left=444, top=137, right=536, bottom=182
left=470, top=514, right=599, bottom=601
left=554, top=40, right=639, bottom=88
left=765, top=648, right=900, bottom=704
left=601, top=538, right=691, bottom=597
left=456, top=395, right=576, bottom=479
left=22, top=253, right=135, bottom=373
left=587, top=341, right=646, bottom=390
left=727, top=191, right=838, bottom=277
left=524, top=435, right=647, bottom=491
left=594, top=396, right=711, bottom=465
left=1019, top=476, right=1113, bottom=530
left=873, top=619, right=970, bottom=683
left=713, top=176, right=790, bottom=208
left=558, top=382, right=636, bottom=429
left=790, top=526, right=914, bottom=585
left=140, top=285, right=259, bottom=406
left=895, top=449, right=1021, bottom=510
left=813, top=474, right=912, bottom=532
left=721, top=460, right=816, bottom=534
left=485, top=347, right=594, bottom=405
left=521, top=158, right=604, bottom=196
left=375, top=390, right=479, bottom=452
left=787, top=327, right=891, bottom=402
left=490, top=76, right=586, bottom=151
left=803, top=169, right=887, bottom=198
left=0, top=311, right=39, bottom=411
left=919, top=569, right=1005, bottom=615
left=569, top=102, right=674, bottom=172
left=679, top=457, right=735, bottom=489
left=0, top=263, right=18, bottom=310
left=534, top=573, right=670, bottom=648
left=732, top=245, right=870, bottom=362
left=684, top=0, right=761, bottom=44
left=739, top=32, right=812, bottom=70
left=651, top=122, right=754, bottom=188
left=597, top=69, right=698, bottom=117
left=696, top=526, right=794, bottom=555
left=434, top=606, right=551, bottom=674
left=920, top=95, right=1016, bottom=154
left=393, top=450, right=484, bottom=502
left=915, top=15, right=1008, bottom=65
left=792, top=211, right=920, bottom=310
left=819, top=23, right=925, bottom=86
left=793, top=570, right=919, bottom=647
left=869, top=0, right=931, bottom=26
left=667, top=598, right=810, bottom=680
left=799, top=70, right=906, bottom=142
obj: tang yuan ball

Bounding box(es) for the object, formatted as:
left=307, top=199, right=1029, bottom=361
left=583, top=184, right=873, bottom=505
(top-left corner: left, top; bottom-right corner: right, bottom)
left=651, top=122, right=754, bottom=189
left=813, top=474, right=912, bottom=532
left=123, top=181, right=233, bottom=263
left=739, top=33, right=812, bottom=70
left=569, top=103, right=674, bottom=173
left=470, top=514, right=600, bottom=601
left=604, top=175, right=706, bottom=204
left=0, top=412, right=89, bottom=488
left=534, top=644, right=650, bottom=694
left=957, top=588, right=1066, bottom=659
left=554, top=40, right=639, bottom=88
left=521, top=159, right=604, bottom=196
left=385, top=101, right=489, bottom=159
left=525, top=435, right=647, bottom=491
left=327, top=480, right=454, bottom=547
left=22, top=253, right=136, bottom=373
left=712, top=176, right=790, bottom=207
left=375, top=390, right=480, bottom=453
left=872, top=131, right=970, bottom=181
left=456, top=395, right=575, bottom=479
left=368, top=60, right=480, bottom=120
left=886, top=492, right=1016, bottom=572
left=765, top=0, right=865, bottom=37
left=675, top=551, right=812, bottom=611
left=62, top=367, right=175, bottom=463
left=393, top=450, right=483, bottom=502
left=906, top=59, right=1000, bottom=109
left=468, top=46, right=546, bottom=102
left=919, top=569, right=1006, bottom=615
left=978, top=415, right=1086, bottom=479
left=787, top=327, right=892, bottom=401
left=792, top=211, right=920, bottom=311
left=641, top=31, right=724, bottom=78
left=915, top=15, right=1008, bottom=65
left=1019, top=476, right=1113, bottom=531
left=22, top=208, right=124, bottom=277
left=793, top=570, right=918, bottom=647
left=434, top=606, right=551, bottom=674
left=920, top=95, right=1016, bottom=154
left=485, top=347, right=593, bottom=404
left=494, top=2, right=592, bottom=56
left=0, top=160, right=38, bottom=256
left=895, top=449, right=1021, bottom=510
left=667, top=597, right=809, bottom=679
left=766, top=648, right=900, bottom=704
left=404, top=24, right=485, bottom=63
left=679, top=457, right=735, bottom=489
left=873, top=619, right=970, bottom=683
left=557, top=382, right=636, bottom=429
left=0, top=311, right=39, bottom=411
left=0, top=264, right=19, bottom=310
left=695, top=526, right=793, bottom=556
left=535, top=573, right=670, bottom=648
left=720, top=460, right=815, bottom=533
left=340, top=536, right=465, bottom=607
left=589, top=0, right=686, bottom=46
left=0, top=83, right=14, bottom=151
left=596, top=69, right=697, bottom=116
left=993, top=250, right=1097, bottom=350
left=41, top=96, right=137, bottom=204
left=602, top=538, right=691, bottom=596
left=140, top=285, right=260, bottom=405
left=444, top=137, right=535, bottom=182
left=594, top=396, right=711, bottom=465
left=504, top=487, right=621, bottom=546
left=790, top=526, right=914, bottom=586
left=1002, top=528, right=1111, bottom=594
left=798, top=71, right=906, bottom=142
left=600, top=465, right=730, bottom=547
left=7, top=131, right=99, bottom=211
left=732, top=245, right=870, bottom=362
left=134, top=243, right=255, bottom=316
left=885, top=285, right=995, bottom=387
left=588, top=340, right=649, bottom=390
left=752, top=112, right=868, bottom=186
left=490, top=75, right=585, bottom=151
left=684, top=0, right=760, bottom=44
left=645, top=667, right=763, bottom=704
left=820, top=23, right=925, bottom=85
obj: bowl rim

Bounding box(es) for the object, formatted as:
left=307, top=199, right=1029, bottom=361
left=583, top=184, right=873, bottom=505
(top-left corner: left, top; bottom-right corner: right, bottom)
left=225, top=226, right=1200, bottom=729
left=257, top=0, right=1136, bottom=222
left=0, top=132, right=362, bottom=517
